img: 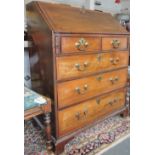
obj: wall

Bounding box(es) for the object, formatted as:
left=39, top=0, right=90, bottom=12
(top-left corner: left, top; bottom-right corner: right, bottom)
left=24, top=0, right=93, bottom=27
left=25, top=0, right=87, bottom=8
left=25, top=0, right=129, bottom=16
left=94, top=0, right=130, bottom=15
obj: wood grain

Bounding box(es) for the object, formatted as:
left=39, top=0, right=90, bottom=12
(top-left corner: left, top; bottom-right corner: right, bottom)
left=32, top=1, right=128, bottom=34
left=57, top=68, right=128, bottom=108
left=56, top=51, right=129, bottom=80
left=58, top=88, right=126, bottom=136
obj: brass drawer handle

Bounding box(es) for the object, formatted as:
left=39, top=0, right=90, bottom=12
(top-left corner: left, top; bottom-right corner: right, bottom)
left=75, top=109, right=88, bottom=120
left=75, top=38, right=88, bottom=51
left=111, top=39, right=121, bottom=48
left=83, top=109, right=88, bottom=116
left=75, top=62, right=89, bottom=71
left=110, top=57, right=120, bottom=65
left=75, top=112, right=81, bottom=120
left=108, top=100, right=113, bottom=105
left=75, top=84, right=88, bottom=94
left=109, top=76, right=119, bottom=84
left=108, top=98, right=120, bottom=105
left=113, top=98, right=119, bottom=103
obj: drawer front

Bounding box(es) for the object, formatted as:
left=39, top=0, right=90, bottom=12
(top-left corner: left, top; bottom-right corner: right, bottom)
left=56, top=51, right=129, bottom=80
left=57, top=68, right=128, bottom=108
left=61, top=37, right=101, bottom=53
left=58, top=89, right=126, bottom=136
left=102, top=37, right=128, bottom=50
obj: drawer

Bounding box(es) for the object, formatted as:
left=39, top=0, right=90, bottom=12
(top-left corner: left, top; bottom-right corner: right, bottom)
left=58, top=89, right=126, bottom=136
left=61, top=37, right=101, bottom=53
left=57, top=68, right=128, bottom=108
left=56, top=51, right=129, bottom=80
left=102, top=37, right=128, bottom=50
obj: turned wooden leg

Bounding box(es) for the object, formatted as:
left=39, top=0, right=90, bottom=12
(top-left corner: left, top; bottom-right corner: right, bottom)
left=44, top=112, right=53, bottom=153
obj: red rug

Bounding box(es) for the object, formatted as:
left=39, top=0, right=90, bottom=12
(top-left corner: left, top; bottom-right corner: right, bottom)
left=24, top=115, right=130, bottom=155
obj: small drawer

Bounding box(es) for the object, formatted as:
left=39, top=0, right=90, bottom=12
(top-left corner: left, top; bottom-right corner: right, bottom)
left=57, top=68, right=128, bottom=108
left=102, top=37, right=128, bottom=50
left=61, top=37, right=101, bottom=53
left=58, top=89, right=126, bottom=136
left=56, top=51, right=129, bottom=80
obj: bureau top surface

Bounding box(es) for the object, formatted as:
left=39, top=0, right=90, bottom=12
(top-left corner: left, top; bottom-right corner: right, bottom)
left=28, top=1, right=128, bottom=34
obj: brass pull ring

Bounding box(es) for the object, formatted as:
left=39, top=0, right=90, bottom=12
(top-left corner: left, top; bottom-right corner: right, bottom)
left=83, top=109, right=88, bottom=116
left=110, top=57, right=120, bottom=65
left=75, top=62, right=89, bottom=71
left=109, top=76, right=119, bottom=84
left=75, top=112, right=81, bottom=120
left=108, top=98, right=120, bottom=105
left=75, top=84, right=88, bottom=94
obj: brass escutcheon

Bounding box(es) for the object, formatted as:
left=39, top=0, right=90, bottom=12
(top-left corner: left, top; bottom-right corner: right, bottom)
left=75, top=38, right=88, bottom=51
left=111, top=39, right=121, bottom=48
left=96, top=76, right=103, bottom=81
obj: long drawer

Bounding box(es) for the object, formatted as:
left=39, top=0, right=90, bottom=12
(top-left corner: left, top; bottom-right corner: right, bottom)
left=58, top=88, right=126, bottom=136
left=57, top=68, right=128, bottom=108
left=56, top=51, right=129, bottom=80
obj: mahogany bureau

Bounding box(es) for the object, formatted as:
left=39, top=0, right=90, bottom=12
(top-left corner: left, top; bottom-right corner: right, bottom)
left=26, top=1, right=129, bottom=154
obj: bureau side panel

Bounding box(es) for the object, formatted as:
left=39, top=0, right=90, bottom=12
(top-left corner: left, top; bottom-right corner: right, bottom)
left=26, top=3, right=57, bottom=137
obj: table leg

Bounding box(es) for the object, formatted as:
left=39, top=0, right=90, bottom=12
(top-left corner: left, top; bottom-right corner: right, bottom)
left=45, top=112, right=53, bottom=153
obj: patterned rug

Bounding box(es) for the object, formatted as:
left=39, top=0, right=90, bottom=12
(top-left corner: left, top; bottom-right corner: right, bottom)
left=24, top=120, right=47, bottom=155
left=24, top=115, right=130, bottom=155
